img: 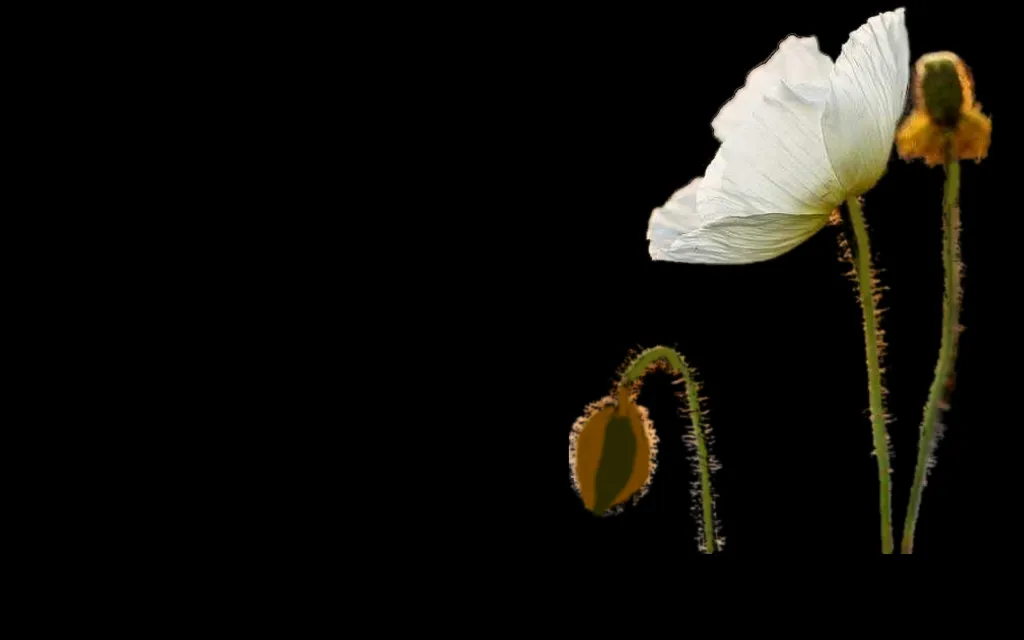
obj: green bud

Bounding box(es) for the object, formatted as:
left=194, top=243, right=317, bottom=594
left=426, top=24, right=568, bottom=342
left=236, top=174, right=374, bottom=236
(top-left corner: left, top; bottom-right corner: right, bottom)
left=921, top=59, right=963, bottom=129
left=592, top=413, right=638, bottom=515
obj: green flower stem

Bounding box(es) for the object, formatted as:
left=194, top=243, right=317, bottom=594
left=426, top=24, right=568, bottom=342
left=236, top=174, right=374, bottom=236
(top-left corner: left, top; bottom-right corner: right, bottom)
left=621, top=346, right=716, bottom=554
left=846, top=196, right=894, bottom=554
left=901, top=155, right=961, bottom=554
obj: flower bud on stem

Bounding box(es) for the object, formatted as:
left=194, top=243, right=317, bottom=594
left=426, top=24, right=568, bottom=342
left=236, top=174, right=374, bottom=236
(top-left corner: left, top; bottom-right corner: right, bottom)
left=569, top=346, right=722, bottom=553
left=897, top=50, right=983, bottom=553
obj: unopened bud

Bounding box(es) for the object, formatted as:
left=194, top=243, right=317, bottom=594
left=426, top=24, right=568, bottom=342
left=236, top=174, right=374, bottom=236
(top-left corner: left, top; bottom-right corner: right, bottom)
left=897, top=51, right=991, bottom=166
left=568, top=385, right=657, bottom=516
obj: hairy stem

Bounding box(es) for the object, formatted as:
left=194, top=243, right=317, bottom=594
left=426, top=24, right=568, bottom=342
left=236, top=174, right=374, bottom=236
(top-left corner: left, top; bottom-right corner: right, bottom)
left=846, top=196, right=894, bottom=554
left=621, top=346, right=717, bottom=553
left=901, top=155, right=962, bottom=554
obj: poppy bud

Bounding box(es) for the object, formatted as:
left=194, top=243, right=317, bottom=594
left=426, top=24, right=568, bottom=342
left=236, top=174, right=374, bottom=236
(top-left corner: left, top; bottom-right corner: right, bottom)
left=568, top=384, right=657, bottom=516
left=919, top=54, right=965, bottom=129
left=896, top=51, right=991, bottom=166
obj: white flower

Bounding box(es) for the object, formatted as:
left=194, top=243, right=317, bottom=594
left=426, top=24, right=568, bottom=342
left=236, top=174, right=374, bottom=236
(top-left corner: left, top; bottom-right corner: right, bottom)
left=647, top=9, right=910, bottom=264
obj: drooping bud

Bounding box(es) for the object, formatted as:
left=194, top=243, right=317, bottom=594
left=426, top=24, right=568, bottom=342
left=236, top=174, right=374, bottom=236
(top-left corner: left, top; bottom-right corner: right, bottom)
left=896, top=51, right=991, bottom=166
left=568, top=384, right=657, bottom=516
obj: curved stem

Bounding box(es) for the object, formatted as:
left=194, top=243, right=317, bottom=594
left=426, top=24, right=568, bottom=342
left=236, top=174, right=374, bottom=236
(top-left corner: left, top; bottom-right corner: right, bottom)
left=901, top=155, right=961, bottom=554
left=621, top=347, right=717, bottom=553
left=846, top=196, right=894, bottom=554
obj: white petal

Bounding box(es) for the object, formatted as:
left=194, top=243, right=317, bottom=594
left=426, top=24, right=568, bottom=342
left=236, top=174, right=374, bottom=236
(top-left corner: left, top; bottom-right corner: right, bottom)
left=648, top=178, right=702, bottom=259
left=698, top=81, right=844, bottom=221
left=652, top=211, right=830, bottom=264
left=711, top=36, right=834, bottom=143
left=822, top=8, right=910, bottom=196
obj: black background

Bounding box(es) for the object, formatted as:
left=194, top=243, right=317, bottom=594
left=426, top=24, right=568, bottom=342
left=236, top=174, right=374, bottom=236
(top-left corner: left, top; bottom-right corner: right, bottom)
left=553, top=2, right=1014, bottom=554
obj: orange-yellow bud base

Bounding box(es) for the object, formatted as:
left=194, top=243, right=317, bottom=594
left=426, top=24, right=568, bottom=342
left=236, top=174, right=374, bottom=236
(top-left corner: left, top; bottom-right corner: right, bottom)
left=896, top=106, right=991, bottom=166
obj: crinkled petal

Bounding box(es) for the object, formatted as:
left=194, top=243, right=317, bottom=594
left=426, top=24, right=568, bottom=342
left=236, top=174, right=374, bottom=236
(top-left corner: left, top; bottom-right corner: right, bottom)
left=698, top=81, right=844, bottom=221
left=712, top=36, right=834, bottom=143
left=822, top=8, right=910, bottom=195
left=647, top=178, right=702, bottom=259
left=652, top=211, right=830, bottom=264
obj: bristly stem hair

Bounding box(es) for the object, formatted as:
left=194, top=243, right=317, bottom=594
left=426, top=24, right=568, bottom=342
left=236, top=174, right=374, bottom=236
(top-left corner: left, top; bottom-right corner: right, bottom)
left=901, top=148, right=963, bottom=554
left=620, top=346, right=719, bottom=553
left=845, top=196, right=894, bottom=554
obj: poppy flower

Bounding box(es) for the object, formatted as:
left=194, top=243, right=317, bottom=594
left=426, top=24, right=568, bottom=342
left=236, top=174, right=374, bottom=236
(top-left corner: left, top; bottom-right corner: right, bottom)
left=648, top=9, right=910, bottom=264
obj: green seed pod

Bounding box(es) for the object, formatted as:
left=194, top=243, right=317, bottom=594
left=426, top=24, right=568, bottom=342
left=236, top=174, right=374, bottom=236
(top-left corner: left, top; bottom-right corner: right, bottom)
left=568, top=385, right=657, bottom=516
